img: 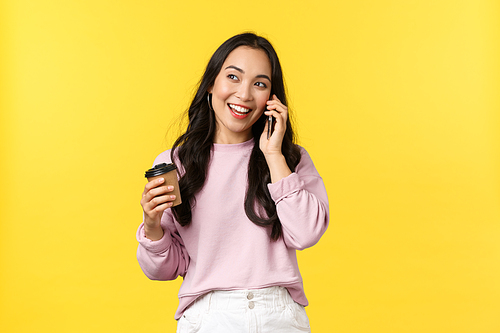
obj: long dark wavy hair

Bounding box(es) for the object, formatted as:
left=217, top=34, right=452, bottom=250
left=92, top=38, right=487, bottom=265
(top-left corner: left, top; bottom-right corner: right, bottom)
left=170, top=32, right=301, bottom=240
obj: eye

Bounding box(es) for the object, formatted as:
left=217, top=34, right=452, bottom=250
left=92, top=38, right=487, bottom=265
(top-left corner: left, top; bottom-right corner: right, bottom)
left=227, top=74, right=238, bottom=81
left=255, top=82, right=267, bottom=88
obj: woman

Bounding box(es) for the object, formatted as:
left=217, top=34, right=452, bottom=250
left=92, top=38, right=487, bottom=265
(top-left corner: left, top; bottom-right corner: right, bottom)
left=137, top=32, right=329, bottom=332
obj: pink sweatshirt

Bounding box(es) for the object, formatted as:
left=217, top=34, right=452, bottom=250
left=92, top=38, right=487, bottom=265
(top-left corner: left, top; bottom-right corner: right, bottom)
left=136, top=139, right=329, bottom=320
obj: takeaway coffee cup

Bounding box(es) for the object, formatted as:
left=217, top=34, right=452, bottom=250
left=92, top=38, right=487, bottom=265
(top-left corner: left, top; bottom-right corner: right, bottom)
left=145, top=163, right=182, bottom=207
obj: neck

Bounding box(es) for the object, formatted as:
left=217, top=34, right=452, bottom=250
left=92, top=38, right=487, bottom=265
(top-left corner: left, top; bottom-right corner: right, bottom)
left=213, top=129, right=253, bottom=144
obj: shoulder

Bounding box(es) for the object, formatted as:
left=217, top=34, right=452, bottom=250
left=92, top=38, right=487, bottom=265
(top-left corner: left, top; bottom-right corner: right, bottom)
left=296, top=145, right=309, bottom=157
left=152, top=148, right=185, bottom=176
left=294, top=145, right=320, bottom=176
left=152, top=149, right=173, bottom=166
left=296, top=145, right=312, bottom=164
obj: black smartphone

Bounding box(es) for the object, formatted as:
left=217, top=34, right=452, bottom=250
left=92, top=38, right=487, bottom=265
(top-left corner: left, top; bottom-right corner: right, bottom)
left=267, top=115, right=274, bottom=139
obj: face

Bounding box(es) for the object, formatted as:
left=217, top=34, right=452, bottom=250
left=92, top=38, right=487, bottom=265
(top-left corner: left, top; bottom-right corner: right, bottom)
left=208, top=46, right=272, bottom=144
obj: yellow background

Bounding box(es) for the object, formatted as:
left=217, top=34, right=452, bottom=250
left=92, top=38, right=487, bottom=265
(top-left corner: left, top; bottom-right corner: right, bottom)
left=1, top=0, right=499, bottom=332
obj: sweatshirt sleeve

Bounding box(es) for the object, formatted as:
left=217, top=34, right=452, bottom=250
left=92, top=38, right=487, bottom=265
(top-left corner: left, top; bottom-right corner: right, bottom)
left=136, top=211, right=190, bottom=280
left=136, top=150, right=190, bottom=280
left=267, top=147, right=329, bottom=250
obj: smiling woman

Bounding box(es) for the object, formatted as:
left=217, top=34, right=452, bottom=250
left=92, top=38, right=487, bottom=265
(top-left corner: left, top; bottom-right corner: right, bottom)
left=208, top=47, right=272, bottom=143
left=136, top=33, right=329, bottom=333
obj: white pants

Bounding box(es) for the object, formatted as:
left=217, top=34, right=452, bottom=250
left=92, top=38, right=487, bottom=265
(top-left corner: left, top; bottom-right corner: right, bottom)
left=176, top=286, right=311, bottom=333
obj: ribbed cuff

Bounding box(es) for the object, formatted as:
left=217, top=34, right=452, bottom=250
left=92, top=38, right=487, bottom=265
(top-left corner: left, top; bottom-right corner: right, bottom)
left=136, top=223, right=172, bottom=253
left=267, top=172, right=304, bottom=203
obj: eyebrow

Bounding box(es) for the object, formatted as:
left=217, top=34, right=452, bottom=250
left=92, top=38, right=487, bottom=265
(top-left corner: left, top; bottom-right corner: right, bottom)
left=225, top=65, right=271, bottom=82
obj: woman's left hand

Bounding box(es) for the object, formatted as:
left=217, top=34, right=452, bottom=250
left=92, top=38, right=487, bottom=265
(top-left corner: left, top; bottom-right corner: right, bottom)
left=259, top=94, right=287, bottom=158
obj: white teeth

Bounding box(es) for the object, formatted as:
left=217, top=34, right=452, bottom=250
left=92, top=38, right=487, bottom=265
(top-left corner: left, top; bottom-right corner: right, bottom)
left=229, top=104, right=251, bottom=114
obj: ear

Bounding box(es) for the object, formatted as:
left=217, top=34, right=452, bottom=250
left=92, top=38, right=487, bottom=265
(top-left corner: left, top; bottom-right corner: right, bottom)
left=207, top=86, right=213, bottom=94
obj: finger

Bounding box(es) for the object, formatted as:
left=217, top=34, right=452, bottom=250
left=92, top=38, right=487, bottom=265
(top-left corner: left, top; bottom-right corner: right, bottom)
left=266, top=98, right=285, bottom=107
left=265, top=101, right=288, bottom=121
left=149, top=185, right=174, bottom=197
left=266, top=101, right=287, bottom=113
left=264, top=110, right=279, bottom=117
left=264, top=110, right=286, bottom=123
left=143, top=178, right=173, bottom=195
left=144, top=178, right=165, bottom=193
left=143, top=202, right=170, bottom=221
left=142, top=185, right=174, bottom=204
left=264, top=110, right=287, bottom=131
left=150, top=194, right=176, bottom=208
left=144, top=194, right=177, bottom=212
left=152, top=201, right=174, bottom=213
left=267, top=94, right=285, bottom=106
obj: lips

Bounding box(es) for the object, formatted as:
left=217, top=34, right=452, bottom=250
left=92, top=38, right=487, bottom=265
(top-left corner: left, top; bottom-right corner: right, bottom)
left=228, top=103, right=252, bottom=119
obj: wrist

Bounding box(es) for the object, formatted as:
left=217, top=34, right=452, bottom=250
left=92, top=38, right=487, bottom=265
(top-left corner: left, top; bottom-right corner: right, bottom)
left=263, top=151, right=285, bottom=162
left=265, top=154, right=292, bottom=183
left=144, top=224, right=164, bottom=241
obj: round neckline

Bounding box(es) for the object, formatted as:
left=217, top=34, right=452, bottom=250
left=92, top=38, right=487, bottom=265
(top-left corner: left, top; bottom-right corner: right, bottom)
left=212, top=138, right=255, bottom=152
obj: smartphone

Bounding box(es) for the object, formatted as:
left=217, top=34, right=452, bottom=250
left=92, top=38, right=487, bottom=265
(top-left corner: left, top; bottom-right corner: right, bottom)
left=267, top=116, right=274, bottom=139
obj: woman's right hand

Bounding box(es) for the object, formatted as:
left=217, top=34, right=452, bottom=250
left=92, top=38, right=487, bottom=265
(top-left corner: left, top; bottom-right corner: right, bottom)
left=140, top=178, right=176, bottom=240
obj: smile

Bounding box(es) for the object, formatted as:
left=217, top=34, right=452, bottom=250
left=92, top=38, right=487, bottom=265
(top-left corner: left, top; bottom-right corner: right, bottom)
left=228, top=103, right=252, bottom=119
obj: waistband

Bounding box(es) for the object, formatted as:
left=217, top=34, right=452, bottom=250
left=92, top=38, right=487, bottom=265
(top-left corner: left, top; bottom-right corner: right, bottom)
left=187, top=286, right=295, bottom=313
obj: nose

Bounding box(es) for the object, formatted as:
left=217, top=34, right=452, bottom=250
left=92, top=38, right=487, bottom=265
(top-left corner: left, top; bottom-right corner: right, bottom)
left=235, top=82, right=253, bottom=101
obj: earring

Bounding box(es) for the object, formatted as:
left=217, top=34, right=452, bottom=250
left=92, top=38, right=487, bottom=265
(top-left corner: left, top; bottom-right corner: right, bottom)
left=207, top=93, right=213, bottom=111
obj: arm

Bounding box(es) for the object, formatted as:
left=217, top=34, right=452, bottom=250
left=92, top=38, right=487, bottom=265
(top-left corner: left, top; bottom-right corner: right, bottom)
left=136, top=150, right=190, bottom=280
left=268, top=148, right=330, bottom=250
left=259, top=96, right=329, bottom=250
left=136, top=212, right=189, bottom=280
